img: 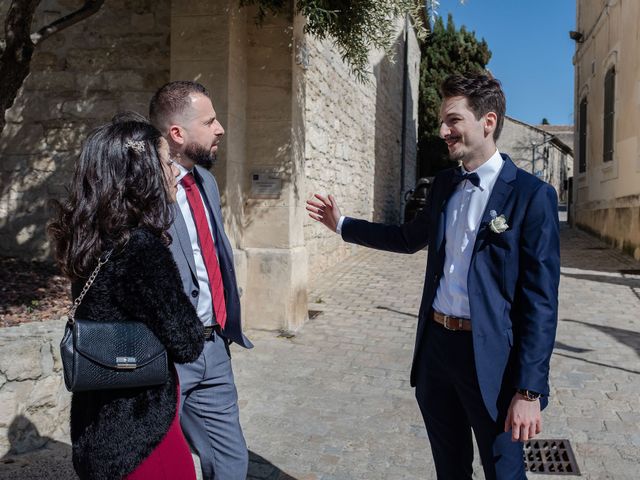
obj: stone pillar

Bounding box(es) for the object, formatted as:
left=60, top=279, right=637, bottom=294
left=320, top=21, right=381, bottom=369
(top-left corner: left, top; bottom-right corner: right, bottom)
left=170, top=1, right=308, bottom=331
left=242, top=10, right=309, bottom=332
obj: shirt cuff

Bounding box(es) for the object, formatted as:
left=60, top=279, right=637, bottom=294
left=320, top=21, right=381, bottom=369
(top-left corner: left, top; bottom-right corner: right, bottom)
left=336, top=215, right=346, bottom=235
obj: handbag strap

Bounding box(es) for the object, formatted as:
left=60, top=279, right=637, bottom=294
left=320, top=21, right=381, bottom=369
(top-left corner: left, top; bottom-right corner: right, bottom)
left=67, top=249, right=113, bottom=324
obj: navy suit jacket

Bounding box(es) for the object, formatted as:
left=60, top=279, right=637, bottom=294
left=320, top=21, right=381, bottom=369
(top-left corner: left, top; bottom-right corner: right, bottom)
left=167, top=165, right=253, bottom=349
left=342, top=155, right=559, bottom=420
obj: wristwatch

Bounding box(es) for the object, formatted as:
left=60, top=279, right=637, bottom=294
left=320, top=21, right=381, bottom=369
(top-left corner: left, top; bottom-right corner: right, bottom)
left=516, top=389, right=541, bottom=401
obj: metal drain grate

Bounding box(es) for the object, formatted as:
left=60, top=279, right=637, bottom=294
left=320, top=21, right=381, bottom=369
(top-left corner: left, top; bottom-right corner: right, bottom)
left=524, top=439, right=580, bottom=475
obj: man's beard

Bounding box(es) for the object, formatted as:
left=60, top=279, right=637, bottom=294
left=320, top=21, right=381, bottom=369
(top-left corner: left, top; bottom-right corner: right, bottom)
left=185, top=142, right=216, bottom=169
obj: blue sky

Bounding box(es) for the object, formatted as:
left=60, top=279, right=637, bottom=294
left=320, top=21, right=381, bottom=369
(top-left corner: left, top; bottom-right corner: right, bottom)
left=436, top=0, right=576, bottom=126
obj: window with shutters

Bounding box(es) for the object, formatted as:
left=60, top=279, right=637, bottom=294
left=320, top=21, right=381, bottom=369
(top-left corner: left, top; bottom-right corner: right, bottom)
left=603, top=67, right=615, bottom=162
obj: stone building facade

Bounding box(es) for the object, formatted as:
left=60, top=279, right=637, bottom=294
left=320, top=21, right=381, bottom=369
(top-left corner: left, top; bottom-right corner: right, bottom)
left=498, top=116, right=573, bottom=203
left=0, top=1, right=420, bottom=330
left=572, top=0, right=640, bottom=260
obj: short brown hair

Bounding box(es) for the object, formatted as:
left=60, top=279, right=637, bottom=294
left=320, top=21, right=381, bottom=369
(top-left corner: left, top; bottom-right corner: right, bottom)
left=440, top=73, right=506, bottom=141
left=149, top=81, right=210, bottom=132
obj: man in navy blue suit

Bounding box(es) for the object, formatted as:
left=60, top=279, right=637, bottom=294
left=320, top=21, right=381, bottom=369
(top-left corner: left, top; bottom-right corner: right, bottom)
left=306, top=73, right=560, bottom=479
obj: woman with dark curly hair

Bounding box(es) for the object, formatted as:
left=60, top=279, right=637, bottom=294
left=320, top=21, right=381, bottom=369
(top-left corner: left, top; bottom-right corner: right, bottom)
left=49, top=114, right=204, bottom=479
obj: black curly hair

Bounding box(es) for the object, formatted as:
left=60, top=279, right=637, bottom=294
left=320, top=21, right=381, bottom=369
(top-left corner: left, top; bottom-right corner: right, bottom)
left=48, top=113, right=173, bottom=280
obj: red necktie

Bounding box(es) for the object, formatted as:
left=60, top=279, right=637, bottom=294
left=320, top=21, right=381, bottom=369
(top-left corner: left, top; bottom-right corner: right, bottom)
left=180, top=173, right=227, bottom=329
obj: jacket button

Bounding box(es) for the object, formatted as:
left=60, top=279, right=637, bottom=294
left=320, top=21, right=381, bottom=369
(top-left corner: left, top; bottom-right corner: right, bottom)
left=191, top=290, right=199, bottom=298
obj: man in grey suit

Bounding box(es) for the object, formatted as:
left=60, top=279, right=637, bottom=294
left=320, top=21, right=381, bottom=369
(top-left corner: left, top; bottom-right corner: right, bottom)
left=150, top=81, right=252, bottom=480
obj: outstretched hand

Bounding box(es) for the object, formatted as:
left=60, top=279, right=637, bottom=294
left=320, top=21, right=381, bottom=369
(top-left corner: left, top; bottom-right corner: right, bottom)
left=306, top=194, right=341, bottom=232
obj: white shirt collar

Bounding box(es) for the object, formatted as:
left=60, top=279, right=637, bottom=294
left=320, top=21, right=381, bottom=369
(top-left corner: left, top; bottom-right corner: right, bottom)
left=462, top=149, right=502, bottom=191
left=175, top=161, right=192, bottom=183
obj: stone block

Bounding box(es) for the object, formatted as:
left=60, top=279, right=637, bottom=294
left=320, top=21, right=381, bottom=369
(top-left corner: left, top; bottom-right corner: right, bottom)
left=75, top=72, right=106, bottom=90
left=30, top=52, right=60, bottom=68
left=169, top=61, right=228, bottom=99
left=248, top=46, right=292, bottom=71
left=171, top=0, right=230, bottom=16
left=0, top=382, right=31, bottom=427
left=66, top=48, right=121, bottom=70
left=244, top=246, right=308, bottom=331
left=61, top=98, right=118, bottom=120
left=104, top=71, right=145, bottom=90
left=131, top=13, right=155, bottom=31
left=44, top=126, right=86, bottom=152
left=171, top=15, right=229, bottom=62
left=0, top=124, right=47, bottom=155
left=26, top=71, right=76, bottom=92
left=27, top=376, right=60, bottom=409
left=0, top=338, right=43, bottom=381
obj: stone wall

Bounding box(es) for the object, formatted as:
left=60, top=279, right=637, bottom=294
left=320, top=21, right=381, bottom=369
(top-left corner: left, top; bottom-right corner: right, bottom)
left=0, top=0, right=171, bottom=259
left=0, top=320, right=70, bottom=457
left=575, top=196, right=640, bottom=260
left=303, top=20, right=420, bottom=279
left=498, top=117, right=572, bottom=201
left=573, top=0, right=640, bottom=261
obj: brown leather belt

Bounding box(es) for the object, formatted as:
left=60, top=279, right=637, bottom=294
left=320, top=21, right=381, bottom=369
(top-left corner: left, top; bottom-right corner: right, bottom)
left=431, top=310, right=472, bottom=331
left=203, top=324, right=222, bottom=339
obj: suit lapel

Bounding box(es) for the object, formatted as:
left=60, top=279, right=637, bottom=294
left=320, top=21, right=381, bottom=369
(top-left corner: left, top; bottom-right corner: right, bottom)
left=193, top=167, right=232, bottom=261
left=472, top=156, right=517, bottom=254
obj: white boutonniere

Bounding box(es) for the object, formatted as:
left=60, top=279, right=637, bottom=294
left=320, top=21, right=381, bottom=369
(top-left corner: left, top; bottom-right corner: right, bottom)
left=489, top=210, right=509, bottom=233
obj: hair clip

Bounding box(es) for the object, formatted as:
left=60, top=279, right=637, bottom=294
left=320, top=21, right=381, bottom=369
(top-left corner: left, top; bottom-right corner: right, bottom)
left=125, top=139, right=145, bottom=154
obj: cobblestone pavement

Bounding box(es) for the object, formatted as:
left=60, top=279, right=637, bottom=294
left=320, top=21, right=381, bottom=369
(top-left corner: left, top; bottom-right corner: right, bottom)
left=234, top=223, right=640, bottom=480
left=2, top=223, right=638, bottom=479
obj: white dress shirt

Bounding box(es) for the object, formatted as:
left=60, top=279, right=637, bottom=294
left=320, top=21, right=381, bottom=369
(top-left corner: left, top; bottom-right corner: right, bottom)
left=432, top=149, right=504, bottom=319
left=175, top=163, right=215, bottom=326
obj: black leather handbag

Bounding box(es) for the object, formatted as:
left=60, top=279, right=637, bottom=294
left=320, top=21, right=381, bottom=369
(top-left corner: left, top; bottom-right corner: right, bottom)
left=60, top=250, right=168, bottom=392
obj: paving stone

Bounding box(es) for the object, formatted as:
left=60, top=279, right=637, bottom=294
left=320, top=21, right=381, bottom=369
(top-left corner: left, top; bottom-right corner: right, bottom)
left=4, top=224, right=639, bottom=478
left=232, top=223, right=640, bottom=479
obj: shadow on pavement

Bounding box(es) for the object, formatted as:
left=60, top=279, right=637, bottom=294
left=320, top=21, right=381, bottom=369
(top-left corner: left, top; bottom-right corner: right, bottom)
left=375, top=305, right=418, bottom=318
left=0, top=417, right=298, bottom=480
left=248, top=450, right=297, bottom=480
left=554, top=341, right=592, bottom=354
left=0, top=416, right=75, bottom=480
left=552, top=319, right=640, bottom=376
left=560, top=271, right=640, bottom=289
left=563, top=318, right=640, bottom=356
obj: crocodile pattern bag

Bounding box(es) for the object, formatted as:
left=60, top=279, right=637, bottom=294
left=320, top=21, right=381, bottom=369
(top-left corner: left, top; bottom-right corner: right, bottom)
left=60, top=250, right=168, bottom=392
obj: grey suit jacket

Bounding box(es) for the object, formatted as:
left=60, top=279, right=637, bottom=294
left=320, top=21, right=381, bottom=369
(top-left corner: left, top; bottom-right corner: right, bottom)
left=167, top=165, right=252, bottom=348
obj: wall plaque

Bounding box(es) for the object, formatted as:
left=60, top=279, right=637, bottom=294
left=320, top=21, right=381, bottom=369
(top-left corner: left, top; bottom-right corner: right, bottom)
left=250, top=170, right=283, bottom=199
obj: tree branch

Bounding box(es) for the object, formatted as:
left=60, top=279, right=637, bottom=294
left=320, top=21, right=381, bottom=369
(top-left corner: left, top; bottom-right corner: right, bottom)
left=31, top=0, right=106, bottom=45
left=0, top=0, right=40, bottom=125
left=0, top=0, right=104, bottom=135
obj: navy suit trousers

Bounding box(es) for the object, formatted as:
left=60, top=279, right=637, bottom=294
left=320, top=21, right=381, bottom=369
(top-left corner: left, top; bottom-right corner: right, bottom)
left=415, top=320, right=527, bottom=480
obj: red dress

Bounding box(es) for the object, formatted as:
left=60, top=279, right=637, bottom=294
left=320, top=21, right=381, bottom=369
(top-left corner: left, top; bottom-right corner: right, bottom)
left=124, top=379, right=196, bottom=480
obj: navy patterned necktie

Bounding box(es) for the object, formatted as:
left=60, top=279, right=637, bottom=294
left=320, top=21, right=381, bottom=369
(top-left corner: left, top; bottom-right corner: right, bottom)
left=452, top=168, right=481, bottom=188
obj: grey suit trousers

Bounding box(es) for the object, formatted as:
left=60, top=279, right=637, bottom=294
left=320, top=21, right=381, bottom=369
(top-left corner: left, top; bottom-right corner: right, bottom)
left=176, top=330, right=248, bottom=480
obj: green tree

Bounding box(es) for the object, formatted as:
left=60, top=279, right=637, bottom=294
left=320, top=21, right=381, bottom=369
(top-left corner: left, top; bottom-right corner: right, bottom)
left=241, top=0, right=441, bottom=82
left=418, top=14, right=491, bottom=176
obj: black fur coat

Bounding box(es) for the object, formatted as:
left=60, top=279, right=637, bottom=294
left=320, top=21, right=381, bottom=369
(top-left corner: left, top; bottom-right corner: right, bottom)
left=69, top=228, right=204, bottom=479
